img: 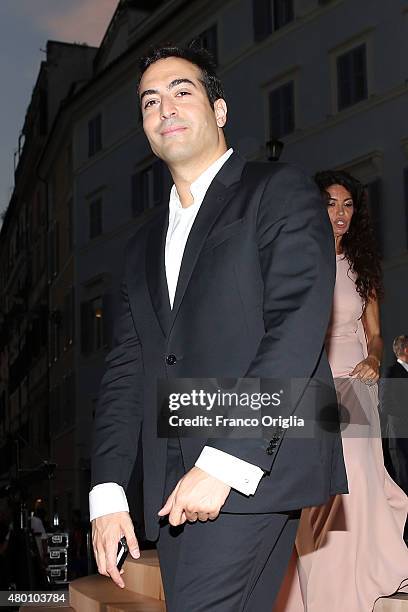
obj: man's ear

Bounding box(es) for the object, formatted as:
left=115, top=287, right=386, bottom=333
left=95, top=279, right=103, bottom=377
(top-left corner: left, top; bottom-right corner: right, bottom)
left=214, top=99, right=227, bottom=128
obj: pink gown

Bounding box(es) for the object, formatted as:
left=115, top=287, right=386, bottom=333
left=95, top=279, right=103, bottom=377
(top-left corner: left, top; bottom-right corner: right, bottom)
left=275, top=255, right=408, bottom=612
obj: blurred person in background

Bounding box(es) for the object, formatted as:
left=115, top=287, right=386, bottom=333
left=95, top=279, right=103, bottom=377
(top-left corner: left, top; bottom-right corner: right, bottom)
left=381, top=336, right=408, bottom=508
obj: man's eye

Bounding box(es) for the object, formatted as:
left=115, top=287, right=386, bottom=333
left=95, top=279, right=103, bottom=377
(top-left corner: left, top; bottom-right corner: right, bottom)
left=176, top=91, right=190, bottom=97
left=144, top=99, right=157, bottom=109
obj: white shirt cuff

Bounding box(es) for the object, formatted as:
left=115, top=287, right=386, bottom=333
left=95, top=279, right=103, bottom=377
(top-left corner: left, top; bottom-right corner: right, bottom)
left=195, top=446, right=264, bottom=496
left=89, top=483, right=129, bottom=521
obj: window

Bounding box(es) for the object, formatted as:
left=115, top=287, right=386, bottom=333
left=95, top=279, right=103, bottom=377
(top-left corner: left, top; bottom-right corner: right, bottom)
left=193, top=25, right=218, bottom=65
left=253, top=0, right=293, bottom=41
left=337, top=44, right=367, bottom=111
left=366, top=179, right=383, bottom=258
left=80, top=293, right=112, bottom=355
left=89, top=198, right=102, bottom=239
left=131, top=161, right=164, bottom=217
left=269, top=81, right=295, bottom=139
left=273, top=0, right=294, bottom=30
left=404, top=168, right=408, bottom=249
left=253, top=0, right=272, bottom=41
left=88, top=114, right=102, bottom=157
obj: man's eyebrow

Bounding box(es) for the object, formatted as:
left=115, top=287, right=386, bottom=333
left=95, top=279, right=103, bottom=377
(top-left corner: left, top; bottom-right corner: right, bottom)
left=140, top=78, right=197, bottom=102
left=140, top=88, right=158, bottom=102
left=168, top=78, right=197, bottom=89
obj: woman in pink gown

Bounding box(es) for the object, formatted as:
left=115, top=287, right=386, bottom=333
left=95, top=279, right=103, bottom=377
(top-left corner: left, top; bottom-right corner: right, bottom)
left=274, top=170, right=408, bottom=611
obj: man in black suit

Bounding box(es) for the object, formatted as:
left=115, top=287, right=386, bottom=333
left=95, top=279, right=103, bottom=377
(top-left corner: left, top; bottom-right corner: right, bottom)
left=90, top=45, right=347, bottom=611
left=382, top=335, right=408, bottom=499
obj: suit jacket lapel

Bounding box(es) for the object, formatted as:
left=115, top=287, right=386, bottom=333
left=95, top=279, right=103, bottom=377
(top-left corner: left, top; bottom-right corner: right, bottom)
left=170, top=153, right=246, bottom=330
left=146, top=207, right=172, bottom=336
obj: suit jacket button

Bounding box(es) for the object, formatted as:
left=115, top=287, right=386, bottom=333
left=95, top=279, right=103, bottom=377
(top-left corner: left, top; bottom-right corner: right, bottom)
left=166, top=354, right=177, bottom=365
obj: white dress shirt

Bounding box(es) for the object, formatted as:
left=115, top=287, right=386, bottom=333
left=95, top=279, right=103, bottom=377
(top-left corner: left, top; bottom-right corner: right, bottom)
left=89, top=148, right=264, bottom=521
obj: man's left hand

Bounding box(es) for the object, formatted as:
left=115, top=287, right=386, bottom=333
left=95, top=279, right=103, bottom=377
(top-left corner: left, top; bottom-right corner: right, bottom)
left=158, top=467, right=231, bottom=526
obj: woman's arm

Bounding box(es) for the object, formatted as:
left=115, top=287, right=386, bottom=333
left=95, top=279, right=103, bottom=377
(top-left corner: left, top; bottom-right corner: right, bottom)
left=350, top=296, right=383, bottom=383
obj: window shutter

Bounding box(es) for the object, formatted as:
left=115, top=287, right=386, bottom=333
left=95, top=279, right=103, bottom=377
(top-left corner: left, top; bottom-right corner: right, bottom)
left=89, top=199, right=102, bottom=239
left=269, top=82, right=294, bottom=139
left=195, top=25, right=218, bottom=65
left=253, top=0, right=272, bottom=42
left=269, top=88, right=282, bottom=139
left=273, top=0, right=294, bottom=31
left=337, top=52, right=352, bottom=110
left=352, top=44, right=367, bottom=102
left=337, top=44, right=367, bottom=110
left=282, top=81, right=295, bottom=135
left=88, top=114, right=102, bottom=157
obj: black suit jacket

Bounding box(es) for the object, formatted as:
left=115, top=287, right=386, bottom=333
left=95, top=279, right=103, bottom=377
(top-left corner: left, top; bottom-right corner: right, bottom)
left=381, top=361, right=408, bottom=418
left=91, top=153, right=347, bottom=540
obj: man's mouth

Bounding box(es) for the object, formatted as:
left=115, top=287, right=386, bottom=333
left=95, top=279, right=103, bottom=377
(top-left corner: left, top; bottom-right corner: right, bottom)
left=161, top=126, right=187, bottom=136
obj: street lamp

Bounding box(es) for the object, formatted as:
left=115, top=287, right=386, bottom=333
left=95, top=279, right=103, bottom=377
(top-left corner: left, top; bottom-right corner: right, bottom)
left=266, top=139, right=284, bottom=161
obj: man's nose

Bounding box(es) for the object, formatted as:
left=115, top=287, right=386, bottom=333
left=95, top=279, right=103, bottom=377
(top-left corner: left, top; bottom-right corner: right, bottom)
left=160, top=97, right=177, bottom=120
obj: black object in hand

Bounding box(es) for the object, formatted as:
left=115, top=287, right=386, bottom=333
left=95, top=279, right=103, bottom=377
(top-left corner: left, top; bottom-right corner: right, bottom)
left=116, top=536, right=129, bottom=570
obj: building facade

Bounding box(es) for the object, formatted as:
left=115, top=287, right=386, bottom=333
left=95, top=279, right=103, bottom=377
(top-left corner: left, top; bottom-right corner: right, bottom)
left=1, top=0, right=406, bottom=521
left=0, top=41, right=97, bottom=519
left=66, top=0, right=408, bottom=517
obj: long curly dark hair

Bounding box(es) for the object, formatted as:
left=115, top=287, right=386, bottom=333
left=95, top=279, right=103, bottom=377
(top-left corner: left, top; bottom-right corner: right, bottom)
left=314, top=170, right=384, bottom=304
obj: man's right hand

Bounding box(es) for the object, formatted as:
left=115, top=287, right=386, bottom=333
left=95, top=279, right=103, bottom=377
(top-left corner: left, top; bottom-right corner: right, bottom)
left=92, top=511, right=140, bottom=588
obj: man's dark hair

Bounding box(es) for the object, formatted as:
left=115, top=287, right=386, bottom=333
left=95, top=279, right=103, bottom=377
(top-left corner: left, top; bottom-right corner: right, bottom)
left=137, top=44, right=226, bottom=108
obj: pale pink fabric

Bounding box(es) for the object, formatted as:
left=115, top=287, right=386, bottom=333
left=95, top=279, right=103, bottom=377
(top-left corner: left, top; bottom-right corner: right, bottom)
left=274, top=255, right=408, bottom=612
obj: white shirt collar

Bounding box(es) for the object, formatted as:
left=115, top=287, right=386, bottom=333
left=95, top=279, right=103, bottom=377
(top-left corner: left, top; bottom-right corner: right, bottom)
left=397, top=358, right=408, bottom=373
left=169, top=148, right=234, bottom=211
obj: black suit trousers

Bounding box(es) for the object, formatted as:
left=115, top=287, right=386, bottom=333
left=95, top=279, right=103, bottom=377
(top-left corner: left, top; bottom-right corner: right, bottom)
left=156, top=439, right=300, bottom=612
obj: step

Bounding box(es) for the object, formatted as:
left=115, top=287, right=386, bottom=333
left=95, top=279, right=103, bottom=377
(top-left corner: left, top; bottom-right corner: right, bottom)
left=121, top=550, right=164, bottom=600
left=374, top=594, right=408, bottom=611
left=70, top=576, right=162, bottom=612
left=106, top=598, right=166, bottom=612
